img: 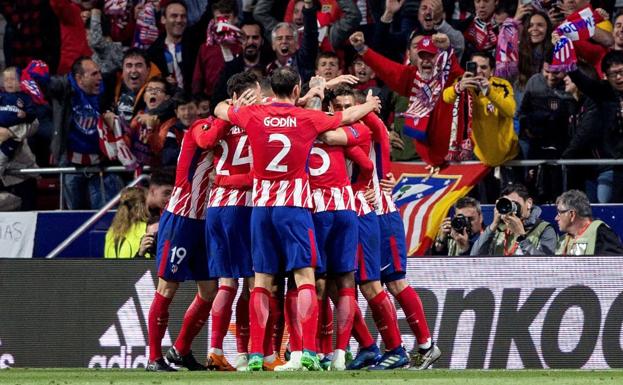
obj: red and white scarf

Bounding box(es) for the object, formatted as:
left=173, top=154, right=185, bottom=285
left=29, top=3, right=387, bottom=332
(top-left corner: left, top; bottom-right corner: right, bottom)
left=133, top=2, right=159, bottom=49
left=402, top=50, right=453, bottom=142
left=495, top=18, right=520, bottom=79
left=551, top=6, right=603, bottom=72
left=465, top=17, right=498, bottom=51
left=206, top=16, right=243, bottom=46
left=446, top=89, right=473, bottom=162
left=97, top=116, right=138, bottom=170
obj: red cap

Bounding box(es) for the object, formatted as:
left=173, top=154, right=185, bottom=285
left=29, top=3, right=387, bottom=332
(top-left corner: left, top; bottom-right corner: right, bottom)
left=416, top=37, right=438, bottom=55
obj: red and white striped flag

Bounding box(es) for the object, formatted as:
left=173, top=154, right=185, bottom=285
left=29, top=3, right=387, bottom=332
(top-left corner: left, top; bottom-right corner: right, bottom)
left=391, top=163, right=490, bottom=256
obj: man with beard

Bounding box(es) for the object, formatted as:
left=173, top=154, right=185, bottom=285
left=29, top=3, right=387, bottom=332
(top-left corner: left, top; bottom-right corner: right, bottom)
left=349, top=31, right=464, bottom=167
left=211, top=22, right=268, bottom=105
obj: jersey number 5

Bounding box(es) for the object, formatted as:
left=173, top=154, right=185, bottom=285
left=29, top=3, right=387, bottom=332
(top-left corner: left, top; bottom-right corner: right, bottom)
left=266, top=134, right=291, bottom=173
left=309, top=147, right=330, bottom=176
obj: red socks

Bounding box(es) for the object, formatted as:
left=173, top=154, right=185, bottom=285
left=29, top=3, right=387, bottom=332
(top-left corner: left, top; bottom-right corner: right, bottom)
left=173, top=293, right=213, bottom=356
left=236, top=294, right=250, bottom=353
left=148, top=292, right=173, bottom=361
left=210, top=286, right=236, bottom=350
left=396, top=286, right=431, bottom=347
left=317, top=297, right=334, bottom=354
left=263, top=295, right=279, bottom=356
left=285, top=289, right=302, bottom=351
left=271, top=296, right=285, bottom=355
left=336, top=288, right=356, bottom=350
left=369, top=291, right=401, bottom=351
left=249, top=287, right=270, bottom=355
left=352, top=305, right=375, bottom=348
left=297, top=284, right=319, bottom=352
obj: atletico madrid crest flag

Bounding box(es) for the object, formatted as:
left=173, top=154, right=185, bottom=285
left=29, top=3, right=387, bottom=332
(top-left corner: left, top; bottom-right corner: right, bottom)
left=391, top=162, right=490, bottom=256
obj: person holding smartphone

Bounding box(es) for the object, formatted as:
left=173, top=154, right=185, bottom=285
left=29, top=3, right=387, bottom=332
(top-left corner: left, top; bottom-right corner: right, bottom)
left=442, top=51, right=519, bottom=166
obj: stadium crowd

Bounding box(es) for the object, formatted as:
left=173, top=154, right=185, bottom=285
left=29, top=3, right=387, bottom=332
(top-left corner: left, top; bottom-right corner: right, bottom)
left=3, top=0, right=623, bottom=373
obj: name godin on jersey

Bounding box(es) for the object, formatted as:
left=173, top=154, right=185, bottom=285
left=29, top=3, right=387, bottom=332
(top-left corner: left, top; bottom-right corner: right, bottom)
left=263, top=116, right=297, bottom=127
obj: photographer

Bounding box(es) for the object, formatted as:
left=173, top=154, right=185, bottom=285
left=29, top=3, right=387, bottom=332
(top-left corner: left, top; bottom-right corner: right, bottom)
left=432, top=197, right=483, bottom=256
left=471, top=183, right=558, bottom=256
left=555, top=190, right=623, bottom=255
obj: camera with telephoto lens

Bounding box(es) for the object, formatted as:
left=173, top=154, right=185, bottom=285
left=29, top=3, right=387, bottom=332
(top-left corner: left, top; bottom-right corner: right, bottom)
left=496, top=197, right=522, bottom=216
left=451, top=214, right=472, bottom=235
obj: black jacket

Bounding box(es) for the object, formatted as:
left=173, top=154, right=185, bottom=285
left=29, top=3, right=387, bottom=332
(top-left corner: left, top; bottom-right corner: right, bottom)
left=147, top=33, right=198, bottom=93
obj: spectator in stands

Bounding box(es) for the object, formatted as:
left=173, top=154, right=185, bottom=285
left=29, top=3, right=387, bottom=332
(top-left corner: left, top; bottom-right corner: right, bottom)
left=471, top=183, right=558, bottom=256
left=315, top=51, right=342, bottom=81
left=48, top=56, right=124, bottom=210
left=443, top=51, right=519, bottom=167
left=126, top=76, right=173, bottom=168
left=195, top=92, right=211, bottom=118
left=146, top=169, right=174, bottom=217
left=517, top=50, right=577, bottom=202
left=431, top=196, right=483, bottom=256
left=374, top=0, right=465, bottom=62
left=50, top=0, right=93, bottom=75
left=349, top=31, right=464, bottom=167
left=192, top=0, right=243, bottom=97
left=462, top=0, right=498, bottom=62
left=147, top=0, right=196, bottom=91
left=211, top=21, right=268, bottom=106
left=262, top=1, right=319, bottom=82
left=108, top=48, right=160, bottom=126
left=0, top=119, right=38, bottom=211
left=566, top=50, right=623, bottom=203
left=614, top=12, right=623, bottom=51
left=158, top=93, right=198, bottom=166
left=255, top=0, right=361, bottom=52
left=20, top=60, right=52, bottom=167
left=104, top=186, right=150, bottom=258
left=555, top=189, right=623, bottom=255
left=87, top=8, right=125, bottom=76
left=515, top=10, right=553, bottom=102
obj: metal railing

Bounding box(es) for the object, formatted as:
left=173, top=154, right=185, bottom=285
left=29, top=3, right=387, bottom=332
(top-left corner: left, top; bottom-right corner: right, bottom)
left=10, top=159, right=623, bottom=259
left=44, top=173, right=150, bottom=259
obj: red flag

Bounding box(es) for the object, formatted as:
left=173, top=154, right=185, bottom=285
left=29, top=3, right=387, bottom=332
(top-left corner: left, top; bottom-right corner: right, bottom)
left=391, top=163, right=490, bottom=256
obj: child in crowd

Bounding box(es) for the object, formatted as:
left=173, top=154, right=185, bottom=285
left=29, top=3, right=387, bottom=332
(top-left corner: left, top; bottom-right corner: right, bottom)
left=0, top=67, right=36, bottom=175
left=126, top=76, right=173, bottom=168
left=158, top=93, right=198, bottom=166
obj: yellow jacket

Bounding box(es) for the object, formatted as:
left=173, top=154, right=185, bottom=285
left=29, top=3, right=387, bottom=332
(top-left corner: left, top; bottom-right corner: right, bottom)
left=104, top=221, right=149, bottom=259
left=443, top=76, right=519, bottom=166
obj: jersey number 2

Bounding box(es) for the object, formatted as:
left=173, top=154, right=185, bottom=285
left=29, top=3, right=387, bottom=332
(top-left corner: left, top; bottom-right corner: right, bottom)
left=266, top=134, right=291, bottom=173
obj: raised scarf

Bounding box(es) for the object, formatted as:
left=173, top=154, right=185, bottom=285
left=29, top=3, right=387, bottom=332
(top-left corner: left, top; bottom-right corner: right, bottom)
left=206, top=16, right=243, bottom=46
left=133, top=2, right=159, bottom=49
left=551, top=6, right=603, bottom=72
left=495, top=18, right=520, bottom=79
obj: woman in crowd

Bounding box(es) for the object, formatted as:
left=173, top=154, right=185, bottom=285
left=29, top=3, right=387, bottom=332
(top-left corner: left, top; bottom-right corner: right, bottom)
left=104, top=186, right=150, bottom=258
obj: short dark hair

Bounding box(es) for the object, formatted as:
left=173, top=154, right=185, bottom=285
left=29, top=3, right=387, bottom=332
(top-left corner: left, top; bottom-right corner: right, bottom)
left=123, top=48, right=150, bottom=67
left=470, top=51, right=495, bottom=69
left=71, top=56, right=93, bottom=77
left=163, top=0, right=187, bottom=15
left=211, top=0, right=236, bottom=15
left=501, top=183, right=531, bottom=201
left=194, top=92, right=210, bottom=103
left=150, top=169, right=175, bottom=187
left=270, top=67, right=300, bottom=98
left=315, top=51, right=339, bottom=69
left=227, top=71, right=260, bottom=98
left=327, top=84, right=355, bottom=102
left=241, top=21, right=264, bottom=37
left=172, top=92, right=196, bottom=108
left=601, top=50, right=623, bottom=75
left=454, top=196, right=482, bottom=214
left=146, top=76, right=171, bottom=95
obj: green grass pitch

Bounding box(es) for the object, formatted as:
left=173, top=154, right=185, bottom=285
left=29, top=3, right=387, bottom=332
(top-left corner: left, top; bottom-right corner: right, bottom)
left=0, top=369, right=622, bottom=385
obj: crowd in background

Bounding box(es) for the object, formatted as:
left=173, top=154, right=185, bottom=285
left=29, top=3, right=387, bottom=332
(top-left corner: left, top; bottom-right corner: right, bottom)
left=1, top=0, right=623, bottom=212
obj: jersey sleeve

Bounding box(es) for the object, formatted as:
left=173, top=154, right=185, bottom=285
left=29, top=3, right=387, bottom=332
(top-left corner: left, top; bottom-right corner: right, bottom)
left=192, top=118, right=231, bottom=149
left=344, top=124, right=370, bottom=146
left=227, top=105, right=252, bottom=128
left=345, top=145, right=373, bottom=192
left=312, top=111, right=344, bottom=134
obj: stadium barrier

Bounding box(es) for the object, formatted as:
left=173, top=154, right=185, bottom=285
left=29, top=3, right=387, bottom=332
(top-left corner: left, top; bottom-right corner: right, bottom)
left=1, top=258, right=621, bottom=369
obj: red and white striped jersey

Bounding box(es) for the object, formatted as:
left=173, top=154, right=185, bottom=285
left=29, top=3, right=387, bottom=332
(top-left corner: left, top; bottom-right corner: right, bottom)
left=345, top=114, right=397, bottom=215
left=227, top=103, right=343, bottom=208
left=208, top=123, right=253, bottom=207
left=165, top=120, right=216, bottom=219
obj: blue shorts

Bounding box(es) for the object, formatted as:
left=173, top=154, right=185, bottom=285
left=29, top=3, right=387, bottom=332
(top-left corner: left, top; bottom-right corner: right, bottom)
left=156, top=211, right=211, bottom=282
left=355, top=212, right=381, bottom=283
left=206, top=206, right=254, bottom=279
left=378, top=212, right=407, bottom=283
left=251, top=207, right=320, bottom=275
left=313, top=210, right=358, bottom=276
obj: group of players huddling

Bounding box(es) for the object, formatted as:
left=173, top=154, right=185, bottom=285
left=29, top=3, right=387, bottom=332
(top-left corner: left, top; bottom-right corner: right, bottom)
left=145, top=66, right=441, bottom=372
